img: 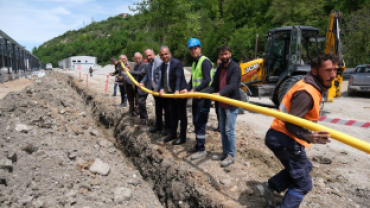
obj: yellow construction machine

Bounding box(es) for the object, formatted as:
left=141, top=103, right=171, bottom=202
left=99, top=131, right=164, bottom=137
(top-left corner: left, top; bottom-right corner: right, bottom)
left=238, top=11, right=345, bottom=108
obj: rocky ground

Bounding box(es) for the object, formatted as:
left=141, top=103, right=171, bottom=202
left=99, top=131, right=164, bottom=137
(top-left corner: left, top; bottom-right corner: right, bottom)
left=0, top=70, right=369, bottom=208
left=0, top=73, right=162, bottom=208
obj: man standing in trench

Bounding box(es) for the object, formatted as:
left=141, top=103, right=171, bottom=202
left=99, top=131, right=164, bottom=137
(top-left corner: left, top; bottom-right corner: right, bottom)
left=181, top=38, right=213, bottom=160
left=257, top=54, right=338, bottom=207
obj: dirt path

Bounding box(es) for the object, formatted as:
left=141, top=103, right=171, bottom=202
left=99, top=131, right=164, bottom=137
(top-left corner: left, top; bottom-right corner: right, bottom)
left=0, top=78, right=33, bottom=99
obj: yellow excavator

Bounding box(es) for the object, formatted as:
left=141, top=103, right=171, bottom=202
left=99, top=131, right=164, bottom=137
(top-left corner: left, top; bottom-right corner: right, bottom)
left=238, top=11, right=345, bottom=109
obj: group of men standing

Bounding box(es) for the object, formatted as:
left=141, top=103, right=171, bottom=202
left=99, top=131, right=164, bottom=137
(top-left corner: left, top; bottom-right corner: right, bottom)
left=109, top=38, right=337, bottom=208
left=109, top=38, right=241, bottom=168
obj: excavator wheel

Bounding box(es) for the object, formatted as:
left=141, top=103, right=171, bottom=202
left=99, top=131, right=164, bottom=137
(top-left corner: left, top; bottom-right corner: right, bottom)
left=276, top=75, right=306, bottom=107
left=238, top=88, right=249, bottom=114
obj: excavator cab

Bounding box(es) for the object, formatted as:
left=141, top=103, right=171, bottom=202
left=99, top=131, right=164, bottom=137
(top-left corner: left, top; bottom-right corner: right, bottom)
left=240, top=26, right=320, bottom=106
left=239, top=11, right=344, bottom=111
left=264, top=26, right=320, bottom=80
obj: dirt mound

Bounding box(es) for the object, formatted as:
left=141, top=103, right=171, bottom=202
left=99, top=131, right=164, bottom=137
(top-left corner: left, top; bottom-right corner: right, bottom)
left=0, top=74, right=161, bottom=208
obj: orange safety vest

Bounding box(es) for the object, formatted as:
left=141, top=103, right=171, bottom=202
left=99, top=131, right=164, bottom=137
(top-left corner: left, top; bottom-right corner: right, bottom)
left=270, top=80, right=322, bottom=147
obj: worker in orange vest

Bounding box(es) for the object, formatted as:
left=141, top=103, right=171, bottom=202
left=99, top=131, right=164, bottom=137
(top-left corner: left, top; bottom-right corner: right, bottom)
left=257, top=54, right=338, bottom=208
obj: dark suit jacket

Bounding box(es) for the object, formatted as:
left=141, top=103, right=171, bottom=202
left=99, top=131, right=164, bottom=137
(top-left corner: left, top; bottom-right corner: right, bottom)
left=130, top=61, right=148, bottom=95
left=157, top=57, right=187, bottom=92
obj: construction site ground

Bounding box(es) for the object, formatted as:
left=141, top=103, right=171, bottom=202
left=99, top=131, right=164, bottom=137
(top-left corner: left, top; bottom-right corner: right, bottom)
left=0, top=69, right=369, bottom=207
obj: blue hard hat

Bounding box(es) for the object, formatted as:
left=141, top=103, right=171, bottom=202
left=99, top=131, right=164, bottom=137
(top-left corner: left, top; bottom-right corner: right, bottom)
left=187, top=38, right=202, bottom=49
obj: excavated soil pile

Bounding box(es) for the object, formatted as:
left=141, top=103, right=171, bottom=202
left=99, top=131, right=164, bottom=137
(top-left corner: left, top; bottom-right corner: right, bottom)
left=0, top=74, right=162, bottom=208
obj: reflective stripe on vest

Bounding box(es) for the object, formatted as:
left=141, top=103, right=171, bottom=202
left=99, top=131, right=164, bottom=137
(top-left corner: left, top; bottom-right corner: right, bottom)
left=191, top=56, right=214, bottom=91
left=270, top=80, right=322, bottom=147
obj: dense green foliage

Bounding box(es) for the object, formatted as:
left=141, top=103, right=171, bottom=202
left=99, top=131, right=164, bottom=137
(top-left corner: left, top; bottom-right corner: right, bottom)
left=32, top=0, right=370, bottom=67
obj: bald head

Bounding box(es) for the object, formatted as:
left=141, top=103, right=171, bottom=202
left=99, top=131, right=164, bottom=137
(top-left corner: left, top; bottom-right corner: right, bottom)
left=145, top=49, right=155, bottom=63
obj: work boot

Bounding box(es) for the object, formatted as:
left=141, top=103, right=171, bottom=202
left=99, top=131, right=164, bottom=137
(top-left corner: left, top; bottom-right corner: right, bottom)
left=172, top=137, right=186, bottom=145
left=221, top=155, right=235, bottom=167
left=119, top=103, right=127, bottom=107
left=211, top=153, right=227, bottom=161
left=149, top=126, right=161, bottom=133
left=190, top=151, right=207, bottom=160
left=164, top=134, right=176, bottom=143
left=256, top=182, right=275, bottom=207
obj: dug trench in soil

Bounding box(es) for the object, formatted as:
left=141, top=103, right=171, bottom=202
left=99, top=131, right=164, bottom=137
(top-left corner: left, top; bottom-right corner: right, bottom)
left=64, top=70, right=369, bottom=208
left=0, top=73, right=162, bottom=207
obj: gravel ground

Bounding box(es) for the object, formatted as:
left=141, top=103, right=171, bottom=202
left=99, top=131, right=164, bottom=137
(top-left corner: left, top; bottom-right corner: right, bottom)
left=0, top=74, right=162, bottom=208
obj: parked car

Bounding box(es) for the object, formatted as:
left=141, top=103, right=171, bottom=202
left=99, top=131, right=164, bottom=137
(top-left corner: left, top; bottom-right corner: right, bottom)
left=348, top=64, right=370, bottom=96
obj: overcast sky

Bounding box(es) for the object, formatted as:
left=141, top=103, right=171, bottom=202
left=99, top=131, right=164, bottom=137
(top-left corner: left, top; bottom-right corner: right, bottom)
left=0, top=0, right=136, bottom=52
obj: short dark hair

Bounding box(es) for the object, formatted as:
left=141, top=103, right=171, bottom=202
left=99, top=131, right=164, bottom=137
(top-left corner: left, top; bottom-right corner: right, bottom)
left=311, top=54, right=339, bottom=70
left=218, top=45, right=231, bottom=53
left=110, top=57, right=117, bottom=63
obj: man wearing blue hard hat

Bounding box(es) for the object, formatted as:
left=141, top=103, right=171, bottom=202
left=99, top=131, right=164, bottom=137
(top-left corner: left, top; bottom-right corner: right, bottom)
left=181, top=38, right=214, bottom=160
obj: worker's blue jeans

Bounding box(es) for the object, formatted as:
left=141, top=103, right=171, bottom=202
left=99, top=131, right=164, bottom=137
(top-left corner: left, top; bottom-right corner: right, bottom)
left=218, top=107, right=238, bottom=157
left=265, top=129, right=313, bottom=208
left=192, top=98, right=211, bottom=152
left=113, top=83, right=118, bottom=95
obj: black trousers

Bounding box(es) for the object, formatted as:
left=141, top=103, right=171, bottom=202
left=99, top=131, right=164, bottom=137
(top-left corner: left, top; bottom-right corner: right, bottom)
left=138, top=94, right=148, bottom=120
left=118, top=84, right=127, bottom=105
left=215, top=101, right=219, bottom=127
left=192, top=99, right=211, bottom=151
left=154, top=96, right=171, bottom=131
left=170, top=98, right=187, bottom=138
left=265, top=129, right=313, bottom=208
left=126, top=85, right=139, bottom=115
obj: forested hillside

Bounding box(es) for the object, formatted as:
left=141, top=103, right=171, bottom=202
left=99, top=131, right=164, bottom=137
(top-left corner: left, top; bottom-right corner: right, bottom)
left=32, top=0, right=370, bottom=67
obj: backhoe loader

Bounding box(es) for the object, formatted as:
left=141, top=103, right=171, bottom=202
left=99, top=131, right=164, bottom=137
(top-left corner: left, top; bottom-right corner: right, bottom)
left=238, top=11, right=345, bottom=110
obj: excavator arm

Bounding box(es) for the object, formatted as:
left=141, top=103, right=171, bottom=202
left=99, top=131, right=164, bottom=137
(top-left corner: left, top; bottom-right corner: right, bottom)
left=325, top=11, right=345, bottom=101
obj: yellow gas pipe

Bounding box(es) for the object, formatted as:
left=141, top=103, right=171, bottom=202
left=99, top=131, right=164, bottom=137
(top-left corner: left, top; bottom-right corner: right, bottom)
left=123, top=68, right=370, bottom=154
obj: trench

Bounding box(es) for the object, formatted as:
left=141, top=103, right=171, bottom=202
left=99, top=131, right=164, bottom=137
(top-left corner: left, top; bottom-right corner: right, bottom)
left=63, top=72, right=250, bottom=208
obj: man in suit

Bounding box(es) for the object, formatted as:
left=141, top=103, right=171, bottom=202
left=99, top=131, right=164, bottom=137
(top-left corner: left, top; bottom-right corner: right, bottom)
left=124, top=52, right=148, bottom=125
left=139, top=49, right=171, bottom=134
left=157, top=45, right=188, bottom=145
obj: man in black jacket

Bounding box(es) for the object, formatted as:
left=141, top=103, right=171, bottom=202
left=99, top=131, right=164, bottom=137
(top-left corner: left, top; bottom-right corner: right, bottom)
left=157, top=45, right=188, bottom=145
left=109, top=57, right=127, bottom=107
left=203, top=45, right=241, bottom=167
left=124, top=52, right=148, bottom=124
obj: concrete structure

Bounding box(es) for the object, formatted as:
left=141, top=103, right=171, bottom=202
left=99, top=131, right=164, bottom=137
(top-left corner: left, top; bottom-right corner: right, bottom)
left=58, top=56, right=97, bottom=71
left=0, top=29, right=44, bottom=83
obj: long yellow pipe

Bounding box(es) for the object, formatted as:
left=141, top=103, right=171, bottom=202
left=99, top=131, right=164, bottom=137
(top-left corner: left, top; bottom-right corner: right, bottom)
left=122, top=66, right=370, bottom=154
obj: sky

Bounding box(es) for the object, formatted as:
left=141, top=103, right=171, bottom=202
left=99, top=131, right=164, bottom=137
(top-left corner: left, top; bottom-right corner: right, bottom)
left=0, top=0, right=137, bottom=52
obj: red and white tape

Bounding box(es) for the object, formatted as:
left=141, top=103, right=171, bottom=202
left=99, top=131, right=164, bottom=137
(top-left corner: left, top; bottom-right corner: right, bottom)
left=319, top=116, right=370, bottom=128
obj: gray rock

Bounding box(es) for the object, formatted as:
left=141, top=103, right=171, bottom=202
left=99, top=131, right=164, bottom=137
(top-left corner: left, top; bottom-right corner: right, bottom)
left=22, top=144, right=39, bottom=154
left=32, top=199, right=44, bottom=208
left=59, top=108, right=66, bottom=114
left=7, top=150, right=17, bottom=163
left=114, top=187, right=133, bottom=203
left=312, top=156, right=332, bottom=164
left=90, top=129, right=100, bottom=137
left=19, top=196, right=33, bottom=205
left=0, top=169, right=7, bottom=184
left=89, top=158, right=110, bottom=176
left=0, top=159, right=13, bottom=172
left=68, top=152, right=77, bottom=160
left=44, top=197, right=57, bottom=208
left=96, top=139, right=113, bottom=147
left=126, top=178, right=141, bottom=187
left=15, top=124, right=29, bottom=133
